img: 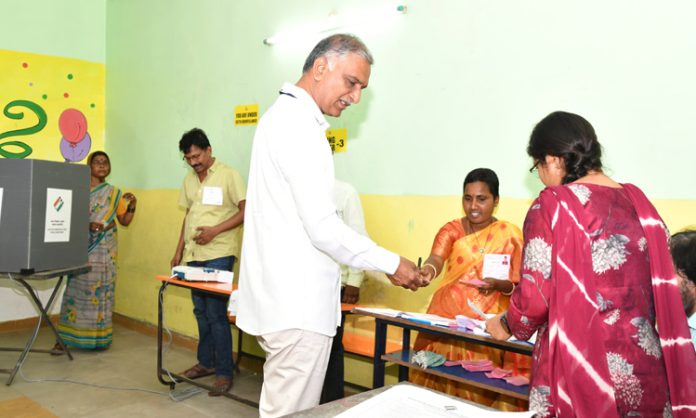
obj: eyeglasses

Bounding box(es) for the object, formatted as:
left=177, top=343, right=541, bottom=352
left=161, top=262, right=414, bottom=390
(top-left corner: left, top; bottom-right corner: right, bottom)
left=183, top=153, right=203, bottom=163
left=529, top=160, right=540, bottom=173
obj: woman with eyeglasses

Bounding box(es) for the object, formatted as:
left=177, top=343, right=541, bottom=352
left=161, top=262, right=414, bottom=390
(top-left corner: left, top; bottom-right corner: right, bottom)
left=486, top=111, right=696, bottom=417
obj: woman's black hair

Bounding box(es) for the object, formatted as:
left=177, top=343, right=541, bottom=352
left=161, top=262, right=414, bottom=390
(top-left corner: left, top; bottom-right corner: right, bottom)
left=88, top=150, right=109, bottom=165
left=463, top=168, right=499, bottom=199
left=670, top=229, right=696, bottom=285
left=527, top=111, right=603, bottom=184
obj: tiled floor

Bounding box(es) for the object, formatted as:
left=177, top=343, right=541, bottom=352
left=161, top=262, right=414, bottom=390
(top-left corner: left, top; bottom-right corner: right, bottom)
left=0, top=324, right=262, bottom=417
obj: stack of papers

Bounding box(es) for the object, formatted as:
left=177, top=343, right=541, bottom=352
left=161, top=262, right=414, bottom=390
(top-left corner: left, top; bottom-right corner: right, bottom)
left=354, top=307, right=455, bottom=327
left=335, top=384, right=535, bottom=418
left=455, top=314, right=489, bottom=336
left=355, top=307, right=537, bottom=344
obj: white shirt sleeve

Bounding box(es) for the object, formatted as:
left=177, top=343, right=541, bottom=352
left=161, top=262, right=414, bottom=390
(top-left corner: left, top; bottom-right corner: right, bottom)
left=275, top=123, right=399, bottom=275
left=335, top=181, right=369, bottom=287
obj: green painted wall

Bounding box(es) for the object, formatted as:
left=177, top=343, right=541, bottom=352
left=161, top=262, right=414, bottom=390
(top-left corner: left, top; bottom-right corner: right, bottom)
left=106, top=0, right=696, bottom=199
left=0, top=0, right=105, bottom=63
left=4, top=0, right=696, bottom=389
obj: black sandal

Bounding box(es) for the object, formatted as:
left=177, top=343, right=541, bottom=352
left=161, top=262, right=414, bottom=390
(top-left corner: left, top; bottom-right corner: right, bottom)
left=50, top=342, right=65, bottom=356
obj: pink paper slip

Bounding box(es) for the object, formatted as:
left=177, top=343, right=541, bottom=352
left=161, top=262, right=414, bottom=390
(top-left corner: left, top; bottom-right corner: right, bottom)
left=463, top=278, right=487, bottom=287
left=485, top=368, right=512, bottom=379
left=503, top=375, right=530, bottom=386
left=461, top=359, right=494, bottom=372
left=461, top=359, right=493, bottom=367
left=444, top=360, right=462, bottom=367
left=463, top=363, right=495, bottom=372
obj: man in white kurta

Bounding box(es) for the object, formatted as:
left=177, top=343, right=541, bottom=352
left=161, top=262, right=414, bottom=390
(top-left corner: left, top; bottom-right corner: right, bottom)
left=320, top=178, right=369, bottom=403
left=237, top=34, right=423, bottom=417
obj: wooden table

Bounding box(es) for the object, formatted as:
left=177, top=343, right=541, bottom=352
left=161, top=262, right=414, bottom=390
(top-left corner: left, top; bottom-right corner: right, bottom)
left=356, top=310, right=534, bottom=401
left=155, top=275, right=354, bottom=407
left=154, top=275, right=259, bottom=407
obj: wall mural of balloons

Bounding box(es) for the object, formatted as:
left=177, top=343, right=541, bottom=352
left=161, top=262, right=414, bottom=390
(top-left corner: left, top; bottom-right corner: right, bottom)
left=58, top=108, right=92, bottom=162
left=0, top=49, right=105, bottom=163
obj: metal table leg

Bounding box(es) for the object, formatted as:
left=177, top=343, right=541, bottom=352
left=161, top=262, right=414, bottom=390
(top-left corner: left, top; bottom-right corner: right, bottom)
left=157, top=281, right=176, bottom=388
left=155, top=280, right=258, bottom=407
left=372, top=319, right=387, bottom=388
left=398, top=328, right=411, bottom=381
left=2, top=275, right=72, bottom=385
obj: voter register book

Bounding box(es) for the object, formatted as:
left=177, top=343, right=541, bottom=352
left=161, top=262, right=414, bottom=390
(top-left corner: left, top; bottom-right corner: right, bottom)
left=171, top=265, right=234, bottom=284
left=353, top=307, right=455, bottom=327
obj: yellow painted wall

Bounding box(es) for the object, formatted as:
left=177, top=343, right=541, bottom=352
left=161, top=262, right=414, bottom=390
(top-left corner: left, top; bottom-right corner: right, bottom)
left=0, top=49, right=105, bottom=323
left=114, top=188, right=696, bottom=387
left=0, top=50, right=105, bottom=162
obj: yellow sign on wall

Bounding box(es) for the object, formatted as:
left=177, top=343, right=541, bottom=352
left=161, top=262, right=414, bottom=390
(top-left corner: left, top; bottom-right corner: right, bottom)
left=234, top=104, right=259, bottom=126
left=326, top=128, right=347, bottom=153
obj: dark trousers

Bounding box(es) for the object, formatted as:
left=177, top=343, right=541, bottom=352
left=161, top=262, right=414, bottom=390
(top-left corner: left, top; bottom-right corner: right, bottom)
left=188, top=256, right=235, bottom=378
left=320, top=311, right=346, bottom=404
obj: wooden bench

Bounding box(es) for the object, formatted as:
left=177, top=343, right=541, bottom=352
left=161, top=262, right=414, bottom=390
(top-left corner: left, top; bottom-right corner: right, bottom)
left=343, top=329, right=402, bottom=358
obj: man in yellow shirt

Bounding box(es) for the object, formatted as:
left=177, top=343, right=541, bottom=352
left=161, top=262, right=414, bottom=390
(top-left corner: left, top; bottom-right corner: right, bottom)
left=171, top=128, right=246, bottom=396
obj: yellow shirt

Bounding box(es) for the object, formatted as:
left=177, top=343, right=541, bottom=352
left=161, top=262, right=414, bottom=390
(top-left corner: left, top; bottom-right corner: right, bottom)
left=178, top=159, right=246, bottom=263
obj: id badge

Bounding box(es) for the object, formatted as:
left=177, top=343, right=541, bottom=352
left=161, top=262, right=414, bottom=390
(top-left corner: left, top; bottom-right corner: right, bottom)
left=202, top=186, right=223, bottom=206
left=482, top=253, right=511, bottom=280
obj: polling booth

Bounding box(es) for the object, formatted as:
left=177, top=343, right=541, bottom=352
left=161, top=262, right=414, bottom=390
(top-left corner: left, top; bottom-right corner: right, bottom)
left=0, top=158, right=90, bottom=385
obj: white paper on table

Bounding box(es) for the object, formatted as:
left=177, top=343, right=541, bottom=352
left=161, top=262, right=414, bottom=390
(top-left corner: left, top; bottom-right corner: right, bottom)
left=335, top=384, right=535, bottom=418
left=455, top=314, right=486, bottom=332
left=462, top=301, right=537, bottom=344
left=399, top=312, right=455, bottom=327
left=482, top=254, right=511, bottom=280
left=352, top=307, right=404, bottom=317
left=353, top=307, right=454, bottom=326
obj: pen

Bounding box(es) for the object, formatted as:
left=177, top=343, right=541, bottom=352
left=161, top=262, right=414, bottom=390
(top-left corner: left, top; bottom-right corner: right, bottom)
left=417, top=257, right=422, bottom=269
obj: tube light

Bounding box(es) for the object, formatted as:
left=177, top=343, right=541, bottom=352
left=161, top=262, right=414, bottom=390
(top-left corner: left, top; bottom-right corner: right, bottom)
left=263, top=4, right=407, bottom=46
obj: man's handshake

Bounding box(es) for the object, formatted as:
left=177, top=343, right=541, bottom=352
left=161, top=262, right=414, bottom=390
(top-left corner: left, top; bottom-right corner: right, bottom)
left=386, top=257, right=433, bottom=291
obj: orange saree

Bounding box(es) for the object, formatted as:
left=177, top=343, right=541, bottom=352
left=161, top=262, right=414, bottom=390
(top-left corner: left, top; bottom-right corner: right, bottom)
left=410, top=219, right=530, bottom=409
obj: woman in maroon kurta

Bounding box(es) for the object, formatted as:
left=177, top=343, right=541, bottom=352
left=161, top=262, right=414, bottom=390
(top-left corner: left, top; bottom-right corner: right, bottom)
left=486, top=111, right=696, bottom=417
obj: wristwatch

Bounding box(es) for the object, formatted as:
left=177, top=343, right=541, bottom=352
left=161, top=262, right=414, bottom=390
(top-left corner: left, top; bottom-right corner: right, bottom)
left=500, top=313, right=512, bottom=334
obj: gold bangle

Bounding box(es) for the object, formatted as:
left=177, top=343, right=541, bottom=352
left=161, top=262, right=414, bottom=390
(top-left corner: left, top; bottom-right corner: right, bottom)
left=501, top=282, right=516, bottom=296
left=423, top=263, right=438, bottom=277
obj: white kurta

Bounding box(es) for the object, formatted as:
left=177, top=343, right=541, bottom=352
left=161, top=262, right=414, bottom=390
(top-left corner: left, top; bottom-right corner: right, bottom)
left=334, top=179, right=369, bottom=288
left=237, top=83, right=399, bottom=337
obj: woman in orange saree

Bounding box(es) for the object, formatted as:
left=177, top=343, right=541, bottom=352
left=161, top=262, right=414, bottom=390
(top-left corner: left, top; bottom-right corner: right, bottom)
left=411, top=168, right=530, bottom=409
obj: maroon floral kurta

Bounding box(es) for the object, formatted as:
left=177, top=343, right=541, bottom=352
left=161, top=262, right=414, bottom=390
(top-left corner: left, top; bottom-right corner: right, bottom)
left=508, top=183, right=696, bottom=417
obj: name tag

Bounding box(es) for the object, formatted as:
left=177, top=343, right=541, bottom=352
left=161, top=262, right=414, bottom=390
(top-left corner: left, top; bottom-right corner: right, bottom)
left=482, top=253, right=511, bottom=280
left=202, top=186, right=223, bottom=206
